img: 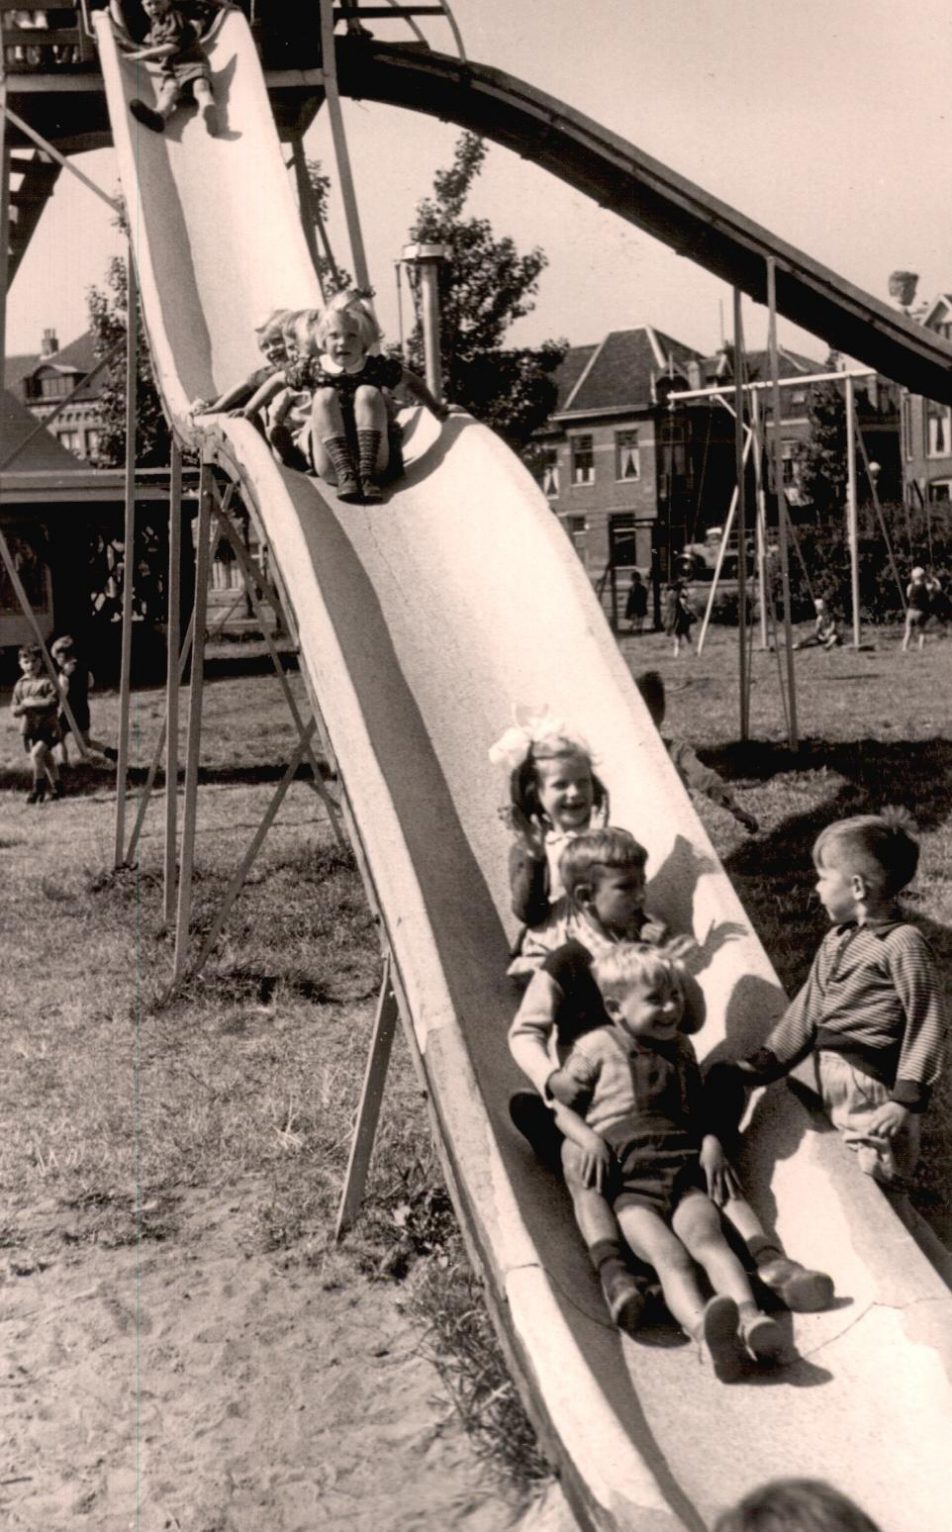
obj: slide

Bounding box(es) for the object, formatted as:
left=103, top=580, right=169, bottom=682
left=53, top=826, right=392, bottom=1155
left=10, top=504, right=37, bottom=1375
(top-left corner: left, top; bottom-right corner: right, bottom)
left=95, top=12, right=952, bottom=1530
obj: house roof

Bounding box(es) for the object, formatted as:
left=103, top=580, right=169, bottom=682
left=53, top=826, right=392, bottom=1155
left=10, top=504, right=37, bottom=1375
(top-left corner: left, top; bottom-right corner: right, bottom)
left=0, top=388, right=87, bottom=473
left=6, top=330, right=104, bottom=404
left=702, top=346, right=821, bottom=385
left=556, top=327, right=705, bottom=417
left=551, top=344, right=598, bottom=411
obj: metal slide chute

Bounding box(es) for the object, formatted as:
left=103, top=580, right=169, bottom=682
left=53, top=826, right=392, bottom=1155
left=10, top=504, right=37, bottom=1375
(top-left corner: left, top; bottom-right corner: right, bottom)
left=94, top=11, right=952, bottom=1530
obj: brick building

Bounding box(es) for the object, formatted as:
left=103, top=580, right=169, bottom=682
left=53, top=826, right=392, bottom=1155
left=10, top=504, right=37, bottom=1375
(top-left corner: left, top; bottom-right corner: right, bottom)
left=6, top=328, right=104, bottom=464
left=900, top=293, right=952, bottom=511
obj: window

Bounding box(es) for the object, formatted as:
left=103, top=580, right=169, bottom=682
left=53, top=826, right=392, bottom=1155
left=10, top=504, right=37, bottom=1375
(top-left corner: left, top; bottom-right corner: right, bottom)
left=781, top=440, right=799, bottom=486
left=901, top=396, right=914, bottom=460
left=40, top=373, right=72, bottom=399
left=85, top=430, right=101, bottom=460
left=928, top=481, right=951, bottom=504
left=564, top=515, right=588, bottom=557
left=539, top=445, right=559, bottom=498
left=571, top=434, right=594, bottom=485
left=58, top=430, right=81, bottom=454
left=926, top=400, right=951, bottom=457
left=615, top=430, right=640, bottom=481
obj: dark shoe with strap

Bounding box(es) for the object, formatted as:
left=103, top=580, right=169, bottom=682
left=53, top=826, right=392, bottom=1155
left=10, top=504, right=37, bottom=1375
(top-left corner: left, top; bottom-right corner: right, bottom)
left=599, top=1266, right=646, bottom=1335
left=757, top=1257, right=834, bottom=1313
left=130, top=98, right=165, bottom=134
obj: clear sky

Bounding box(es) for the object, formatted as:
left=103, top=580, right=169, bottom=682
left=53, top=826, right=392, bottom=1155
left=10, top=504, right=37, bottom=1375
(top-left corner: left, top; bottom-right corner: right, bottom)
left=7, top=0, right=951, bottom=369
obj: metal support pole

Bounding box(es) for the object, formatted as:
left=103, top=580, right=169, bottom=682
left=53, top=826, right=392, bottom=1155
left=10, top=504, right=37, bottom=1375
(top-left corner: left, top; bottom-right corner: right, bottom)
left=732, top=289, right=749, bottom=742
left=695, top=428, right=753, bottom=656
left=126, top=611, right=194, bottom=868
left=845, top=373, right=861, bottom=648
left=749, top=392, right=769, bottom=651
left=401, top=243, right=450, bottom=399
left=1, top=105, right=121, bottom=212
left=164, top=442, right=183, bottom=921
left=114, top=246, right=139, bottom=866
left=173, top=470, right=212, bottom=982
left=0, top=88, right=9, bottom=401
left=335, top=956, right=399, bottom=1239
left=183, top=723, right=317, bottom=984
left=318, top=0, right=372, bottom=294
left=766, top=257, right=799, bottom=748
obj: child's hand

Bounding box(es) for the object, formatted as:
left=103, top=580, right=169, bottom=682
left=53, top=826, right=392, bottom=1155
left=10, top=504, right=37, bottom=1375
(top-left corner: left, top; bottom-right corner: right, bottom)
left=510, top=806, right=546, bottom=858
left=547, top=1066, right=584, bottom=1111
left=663, top=932, right=700, bottom=965
left=866, top=1100, right=910, bottom=1140
left=699, top=1136, right=741, bottom=1206
left=567, top=1123, right=612, bottom=1192
left=191, top=397, right=213, bottom=416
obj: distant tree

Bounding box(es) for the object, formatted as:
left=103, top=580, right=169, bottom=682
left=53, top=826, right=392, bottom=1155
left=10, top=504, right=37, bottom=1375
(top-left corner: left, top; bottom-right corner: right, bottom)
left=404, top=131, right=567, bottom=451
left=86, top=204, right=171, bottom=468
left=304, top=158, right=352, bottom=296
left=794, top=359, right=850, bottom=522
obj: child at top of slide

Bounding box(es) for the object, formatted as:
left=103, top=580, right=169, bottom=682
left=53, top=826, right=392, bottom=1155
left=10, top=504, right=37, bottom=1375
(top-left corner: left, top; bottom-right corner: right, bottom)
left=239, top=290, right=460, bottom=503
left=112, top=0, right=221, bottom=136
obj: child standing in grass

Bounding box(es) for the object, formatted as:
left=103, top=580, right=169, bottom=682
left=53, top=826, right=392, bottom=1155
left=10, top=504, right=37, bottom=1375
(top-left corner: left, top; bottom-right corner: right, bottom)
left=50, top=635, right=116, bottom=766
left=718, top=810, right=946, bottom=1191
left=550, top=943, right=786, bottom=1378
left=11, top=644, right=64, bottom=803
left=508, top=827, right=834, bottom=1330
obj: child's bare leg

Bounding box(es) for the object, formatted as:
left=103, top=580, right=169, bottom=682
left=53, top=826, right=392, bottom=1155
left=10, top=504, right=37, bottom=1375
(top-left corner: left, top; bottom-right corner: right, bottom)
left=722, top=1192, right=833, bottom=1311
left=193, top=77, right=218, bottom=134
left=674, top=1192, right=784, bottom=1363
left=354, top=384, right=389, bottom=499
left=36, top=741, right=63, bottom=797
left=616, top=1202, right=708, bottom=1337
left=562, top=1151, right=652, bottom=1332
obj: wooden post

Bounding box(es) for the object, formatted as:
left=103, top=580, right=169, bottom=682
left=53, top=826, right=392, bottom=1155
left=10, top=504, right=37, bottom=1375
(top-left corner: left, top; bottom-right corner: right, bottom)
left=335, top=957, right=399, bottom=1239
left=318, top=0, right=372, bottom=294
left=164, top=443, right=183, bottom=920
left=0, top=89, right=9, bottom=401
left=766, top=257, right=799, bottom=748
left=732, top=290, right=749, bottom=741
left=114, top=245, right=139, bottom=866
left=125, top=612, right=194, bottom=868
left=173, top=470, right=212, bottom=981
left=695, top=427, right=753, bottom=656
left=845, top=373, right=861, bottom=648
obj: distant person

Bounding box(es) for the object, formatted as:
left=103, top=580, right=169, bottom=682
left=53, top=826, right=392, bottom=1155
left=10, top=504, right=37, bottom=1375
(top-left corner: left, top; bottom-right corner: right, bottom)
left=901, top=565, right=932, bottom=652
left=112, top=0, right=221, bottom=136
left=714, top=1477, right=882, bottom=1532
left=665, top=580, right=696, bottom=657
left=636, top=671, right=759, bottom=833
left=239, top=290, right=459, bottom=503
left=547, top=942, right=787, bottom=1379
left=794, top=597, right=840, bottom=650
left=714, top=810, right=946, bottom=1192
left=625, top=570, right=648, bottom=634
left=50, top=635, right=117, bottom=766
left=10, top=644, right=64, bottom=803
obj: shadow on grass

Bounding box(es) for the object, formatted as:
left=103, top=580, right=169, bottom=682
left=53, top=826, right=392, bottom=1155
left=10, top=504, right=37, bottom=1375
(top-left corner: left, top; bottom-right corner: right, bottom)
left=0, top=758, right=334, bottom=797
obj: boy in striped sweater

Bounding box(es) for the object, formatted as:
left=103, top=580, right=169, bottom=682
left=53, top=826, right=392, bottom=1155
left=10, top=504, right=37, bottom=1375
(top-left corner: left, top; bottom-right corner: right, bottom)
left=720, top=811, right=946, bottom=1189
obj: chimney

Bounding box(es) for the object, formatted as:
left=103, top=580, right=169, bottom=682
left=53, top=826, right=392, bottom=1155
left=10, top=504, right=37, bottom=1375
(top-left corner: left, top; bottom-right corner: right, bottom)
left=41, top=327, right=58, bottom=356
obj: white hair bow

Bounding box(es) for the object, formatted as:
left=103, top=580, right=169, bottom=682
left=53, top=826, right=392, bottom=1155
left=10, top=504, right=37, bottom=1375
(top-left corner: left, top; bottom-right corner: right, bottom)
left=488, top=704, right=591, bottom=772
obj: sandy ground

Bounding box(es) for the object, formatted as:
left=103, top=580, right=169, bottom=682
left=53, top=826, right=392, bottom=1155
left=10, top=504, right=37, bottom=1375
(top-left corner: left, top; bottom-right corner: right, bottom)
left=0, top=1182, right=576, bottom=1531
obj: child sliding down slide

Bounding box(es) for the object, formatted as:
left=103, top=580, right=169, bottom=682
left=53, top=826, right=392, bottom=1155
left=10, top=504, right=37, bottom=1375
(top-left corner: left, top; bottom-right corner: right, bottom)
left=111, top=0, right=221, bottom=136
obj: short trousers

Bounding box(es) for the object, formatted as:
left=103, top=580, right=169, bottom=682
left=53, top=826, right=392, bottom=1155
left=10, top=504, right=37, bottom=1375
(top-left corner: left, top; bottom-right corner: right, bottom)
left=562, top=1130, right=705, bottom=1219
left=816, top=1051, right=921, bottom=1187
left=58, top=711, right=90, bottom=739
left=23, top=724, right=59, bottom=753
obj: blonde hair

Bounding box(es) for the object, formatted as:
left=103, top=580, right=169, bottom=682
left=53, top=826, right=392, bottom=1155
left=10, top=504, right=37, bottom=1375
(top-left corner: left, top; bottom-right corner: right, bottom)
left=593, top=943, right=686, bottom=1005
left=282, top=309, right=321, bottom=356
left=317, top=289, right=382, bottom=351
left=254, top=308, right=292, bottom=345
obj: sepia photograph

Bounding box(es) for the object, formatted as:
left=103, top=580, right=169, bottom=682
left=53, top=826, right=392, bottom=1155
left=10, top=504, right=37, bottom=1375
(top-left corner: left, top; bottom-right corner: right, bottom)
left=1, top=3, right=950, bottom=1527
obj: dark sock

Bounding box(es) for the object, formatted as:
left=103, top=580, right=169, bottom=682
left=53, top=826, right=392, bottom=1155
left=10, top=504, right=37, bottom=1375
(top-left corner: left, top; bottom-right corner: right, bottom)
left=357, top=427, right=383, bottom=487
left=588, top=1238, right=626, bottom=1278
left=321, top=435, right=360, bottom=498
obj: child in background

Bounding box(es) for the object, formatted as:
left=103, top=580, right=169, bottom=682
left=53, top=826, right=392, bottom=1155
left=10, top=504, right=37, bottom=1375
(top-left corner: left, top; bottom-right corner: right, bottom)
left=901, top=566, right=931, bottom=652
left=489, top=707, right=608, bottom=955
left=636, top=671, right=759, bottom=833
left=551, top=944, right=786, bottom=1377
left=115, top=0, right=220, bottom=136
left=665, top=580, right=696, bottom=657
left=50, top=635, right=116, bottom=766
left=794, top=597, right=840, bottom=651
left=717, top=811, right=946, bottom=1191
left=11, top=644, right=64, bottom=803
left=191, top=308, right=292, bottom=420
left=509, top=828, right=833, bottom=1328
left=242, top=290, right=456, bottom=502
